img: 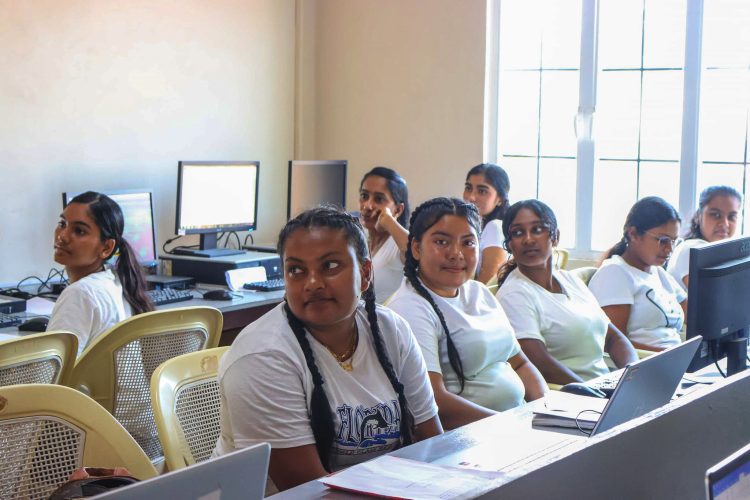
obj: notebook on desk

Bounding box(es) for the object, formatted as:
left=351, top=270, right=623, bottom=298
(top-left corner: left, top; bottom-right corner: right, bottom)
left=534, top=336, right=702, bottom=436
left=96, top=443, right=270, bottom=500
left=706, top=441, right=750, bottom=499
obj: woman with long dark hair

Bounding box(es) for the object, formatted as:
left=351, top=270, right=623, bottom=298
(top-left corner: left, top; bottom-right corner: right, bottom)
left=359, top=166, right=411, bottom=302
left=463, top=163, right=510, bottom=283
left=496, top=200, right=637, bottom=385
left=214, top=206, right=441, bottom=492
left=387, top=197, right=545, bottom=430
left=588, top=197, right=686, bottom=352
left=667, top=185, right=742, bottom=290
left=48, top=191, right=153, bottom=354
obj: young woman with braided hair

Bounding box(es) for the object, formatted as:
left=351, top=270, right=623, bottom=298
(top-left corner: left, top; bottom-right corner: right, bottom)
left=388, top=197, right=546, bottom=431
left=214, top=206, right=441, bottom=492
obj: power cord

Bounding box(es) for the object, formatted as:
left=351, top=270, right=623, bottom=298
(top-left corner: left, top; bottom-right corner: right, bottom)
left=575, top=409, right=602, bottom=436
left=243, top=233, right=255, bottom=246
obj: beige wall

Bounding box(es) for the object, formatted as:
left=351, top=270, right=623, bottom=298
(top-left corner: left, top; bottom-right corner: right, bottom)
left=300, top=0, right=487, bottom=210
left=0, top=0, right=295, bottom=283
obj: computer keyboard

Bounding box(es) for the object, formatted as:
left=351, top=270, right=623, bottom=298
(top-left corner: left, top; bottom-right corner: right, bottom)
left=243, top=278, right=285, bottom=292
left=147, top=288, right=194, bottom=306
left=0, top=312, right=23, bottom=328
left=588, top=371, right=623, bottom=398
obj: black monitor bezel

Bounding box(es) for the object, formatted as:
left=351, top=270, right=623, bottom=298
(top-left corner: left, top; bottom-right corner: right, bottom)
left=62, top=189, right=158, bottom=269
left=176, top=161, right=260, bottom=236
left=287, top=160, right=347, bottom=220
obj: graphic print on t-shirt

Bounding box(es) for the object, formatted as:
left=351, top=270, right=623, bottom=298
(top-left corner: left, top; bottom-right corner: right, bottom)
left=335, top=400, right=401, bottom=453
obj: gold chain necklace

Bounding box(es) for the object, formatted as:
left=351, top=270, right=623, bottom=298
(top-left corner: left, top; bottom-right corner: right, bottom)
left=325, top=324, right=359, bottom=372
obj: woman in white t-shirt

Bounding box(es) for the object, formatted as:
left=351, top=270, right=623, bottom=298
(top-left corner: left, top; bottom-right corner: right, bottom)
left=589, top=197, right=687, bottom=352
left=47, top=191, right=154, bottom=354
left=387, top=197, right=546, bottom=431
left=667, top=186, right=742, bottom=291
left=359, top=167, right=410, bottom=303
left=495, top=200, right=637, bottom=385
left=463, top=163, right=510, bottom=284
left=214, top=206, right=442, bottom=492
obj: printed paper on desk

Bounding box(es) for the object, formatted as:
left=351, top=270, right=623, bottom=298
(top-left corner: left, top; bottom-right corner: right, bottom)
left=319, top=455, right=507, bottom=499
left=225, top=267, right=266, bottom=291
left=25, top=297, right=56, bottom=316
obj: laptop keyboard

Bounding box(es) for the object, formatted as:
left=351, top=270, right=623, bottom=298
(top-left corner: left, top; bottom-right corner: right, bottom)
left=147, top=288, right=194, bottom=306
left=0, top=312, right=23, bottom=328
left=588, top=371, right=624, bottom=398
left=243, top=279, right=285, bottom=292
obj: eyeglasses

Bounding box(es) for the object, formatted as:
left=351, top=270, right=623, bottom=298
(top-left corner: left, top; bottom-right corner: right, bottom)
left=645, top=231, right=683, bottom=248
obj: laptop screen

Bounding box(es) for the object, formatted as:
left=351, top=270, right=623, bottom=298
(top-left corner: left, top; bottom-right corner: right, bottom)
left=707, top=442, right=750, bottom=499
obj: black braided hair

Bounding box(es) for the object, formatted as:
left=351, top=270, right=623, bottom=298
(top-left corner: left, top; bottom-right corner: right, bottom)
left=685, top=185, right=742, bottom=240
left=465, top=163, right=510, bottom=227
left=601, top=196, right=681, bottom=263
left=496, top=200, right=559, bottom=287
left=403, top=197, right=482, bottom=393
left=277, top=205, right=414, bottom=471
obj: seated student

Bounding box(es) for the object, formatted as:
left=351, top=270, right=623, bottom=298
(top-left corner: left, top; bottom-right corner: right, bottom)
left=214, top=206, right=442, bottom=492
left=359, top=167, right=411, bottom=303
left=495, top=200, right=638, bottom=385
left=667, top=185, right=742, bottom=291
left=462, top=163, right=511, bottom=284
left=387, top=197, right=546, bottom=431
left=47, top=191, right=153, bottom=354
left=588, top=197, right=687, bottom=352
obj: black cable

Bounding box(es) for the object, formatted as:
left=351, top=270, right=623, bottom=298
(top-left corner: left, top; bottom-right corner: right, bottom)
left=231, top=232, right=241, bottom=249
left=162, top=235, right=184, bottom=254
left=243, top=233, right=255, bottom=246
left=714, top=360, right=727, bottom=378
left=575, top=409, right=602, bottom=436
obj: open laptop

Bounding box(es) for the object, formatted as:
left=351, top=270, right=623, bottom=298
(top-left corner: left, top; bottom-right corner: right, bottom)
left=590, top=335, right=702, bottom=436
left=706, top=442, right=750, bottom=499
left=96, top=443, right=270, bottom=500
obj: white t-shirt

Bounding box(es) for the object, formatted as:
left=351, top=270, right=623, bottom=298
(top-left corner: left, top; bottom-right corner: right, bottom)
left=371, top=235, right=403, bottom=304
left=387, top=278, right=525, bottom=412
left=667, top=238, right=707, bottom=291
left=478, top=219, right=503, bottom=273
left=588, top=255, right=686, bottom=349
left=47, top=269, right=132, bottom=355
left=214, top=302, right=437, bottom=474
left=497, top=268, right=609, bottom=381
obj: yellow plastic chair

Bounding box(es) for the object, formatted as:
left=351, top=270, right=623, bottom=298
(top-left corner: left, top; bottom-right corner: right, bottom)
left=570, top=266, right=598, bottom=286
left=485, top=274, right=499, bottom=294
left=151, top=346, right=229, bottom=471
left=0, top=384, right=157, bottom=500
left=553, top=248, right=569, bottom=269
left=0, top=331, right=78, bottom=387
left=70, top=306, right=223, bottom=466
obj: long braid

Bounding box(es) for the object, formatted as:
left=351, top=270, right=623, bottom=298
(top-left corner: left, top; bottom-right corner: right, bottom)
left=496, top=257, right=518, bottom=287
left=363, top=287, right=414, bottom=446
left=403, top=197, right=481, bottom=393
left=284, top=302, right=336, bottom=472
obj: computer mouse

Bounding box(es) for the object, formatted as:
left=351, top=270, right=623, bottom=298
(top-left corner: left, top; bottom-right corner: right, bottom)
left=18, top=317, right=49, bottom=332
left=202, top=289, right=234, bottom=301
left=560, top=382, right=607, bottom=399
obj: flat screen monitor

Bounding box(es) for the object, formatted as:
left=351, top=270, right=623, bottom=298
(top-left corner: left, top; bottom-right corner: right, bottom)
left=287, top=160, right=347, bottom=219
left=686, top=236, right=750, bottom=375
left=706, top=441, right=750, bottom=500
left=62, top=190, right=158, bottom=268
left=176, top=161, right=259, bottom=256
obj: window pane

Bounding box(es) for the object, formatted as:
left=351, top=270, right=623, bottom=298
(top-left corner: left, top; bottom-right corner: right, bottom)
left=596, top=71, right=641, bottom=159
left=643, top=0, right=686, bottom=68
left=538, top=158, right=577, bottom=248
left=702, top=0, right=750, bottom=68
left=499, top=1, right=542, bottom=70
left=599, top=0, right=644, bottom=69
left=640, top=71, right=684, bottom=160
left=540, top=0, right=582, bottom=69
left=539, top=71, right=579, bottom=157
left=592, top=161, right=637, bottom=250
left=698, top=69, right=749, bottom=163
left=638, top=161, right=680, bottom=209
left=697, top=163, right=744, bottom=198
left=498, top=71, right=540, bottom=156
left=500, top=156, right=538, bottom=203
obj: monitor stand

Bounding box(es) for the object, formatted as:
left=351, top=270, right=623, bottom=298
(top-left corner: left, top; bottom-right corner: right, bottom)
left=172, top=233, right=245, bottom=258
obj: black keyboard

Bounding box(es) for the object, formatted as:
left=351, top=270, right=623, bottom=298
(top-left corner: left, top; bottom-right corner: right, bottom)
left=588, top=371, right=623, bottom=398
left=147, top=288, right=194, bottom=306
left=0, top=312, right=23, bottom=328
left=243, top=279, right=285, bottom=292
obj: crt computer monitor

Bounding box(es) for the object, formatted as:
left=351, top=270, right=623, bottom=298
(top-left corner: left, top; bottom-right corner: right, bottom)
left=175, top=161, right=260, bottom=256
left=287, top=160, right=347, bottom=220
left=686, top=235, right=750, bottom=375
left=62, top=190, right=158, bottom=269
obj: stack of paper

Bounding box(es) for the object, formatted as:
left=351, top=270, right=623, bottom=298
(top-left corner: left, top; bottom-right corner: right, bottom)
left=532, top=391, right=608, bottom=431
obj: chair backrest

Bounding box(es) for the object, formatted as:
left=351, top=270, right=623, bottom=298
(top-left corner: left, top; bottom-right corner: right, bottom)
left=0, top=384, right=157, bottom=500
left=151, top=346, right=229, bottom=471
left=553, top=248, right=569, bottom=269
left=0, top=331, right=78, bottom=387
left=70, top=307, right=223, bottom=465
left=570, top=265, right=598, bottom=285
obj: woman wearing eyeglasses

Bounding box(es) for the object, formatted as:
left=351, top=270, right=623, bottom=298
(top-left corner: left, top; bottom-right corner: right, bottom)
left=667, top=186, right=742, bottom=291
left=588, top=197, right=687, bottom=352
